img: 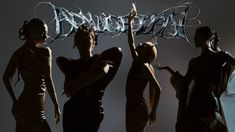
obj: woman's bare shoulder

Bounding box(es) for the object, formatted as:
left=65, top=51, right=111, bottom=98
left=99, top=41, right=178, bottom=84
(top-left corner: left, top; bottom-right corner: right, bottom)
left=134, top=63, right=154, bottom=79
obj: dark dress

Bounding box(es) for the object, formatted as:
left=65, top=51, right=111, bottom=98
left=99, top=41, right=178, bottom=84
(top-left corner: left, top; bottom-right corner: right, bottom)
left=176, top=51, right=231, bottom=132
left=12, top=44, right=51, bottom=132
left=125, top=62, right=150, bottom=132
left=57, top=47, right=122, bottom=132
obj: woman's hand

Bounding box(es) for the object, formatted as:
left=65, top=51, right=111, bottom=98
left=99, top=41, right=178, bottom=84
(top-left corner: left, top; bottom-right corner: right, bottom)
left=149, top=111, right=156, bottom=125
left=12, top=101, right=17, bottom=118
left=54, top=106, right=61, bottom=124
left=128, top=3, right=137, bottom=22
left=155, top=65, right=175, bottom=75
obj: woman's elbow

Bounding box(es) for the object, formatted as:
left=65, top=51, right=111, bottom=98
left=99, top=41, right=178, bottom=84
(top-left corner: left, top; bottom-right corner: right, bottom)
left=2, top=74, right=11, bottom=84
left=157, top=87, right=161, bottom=95
left=155, top=84, right=162, bottom=94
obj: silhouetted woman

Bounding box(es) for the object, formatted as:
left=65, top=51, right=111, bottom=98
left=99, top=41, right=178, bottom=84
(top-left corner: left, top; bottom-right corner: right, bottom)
left=125, top=4, right=161, bottom=132
left=159, top=26, right=234, bottom=132
left=56, top=25, right=122, bottom=132
left=3, top=18, right=61, bottom=132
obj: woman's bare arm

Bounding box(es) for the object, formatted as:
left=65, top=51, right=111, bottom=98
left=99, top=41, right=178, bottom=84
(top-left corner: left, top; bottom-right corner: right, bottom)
left=43, top=48, right=61, bottom=123
left=145, top=64, right=161, bottom=124
left=3, top=53, right=17, bottom=103
left=128, top=4, right=138, bottom=60
left=156, top=65, right=175, bottom=75
left=66, top=55, right=112, bottom=98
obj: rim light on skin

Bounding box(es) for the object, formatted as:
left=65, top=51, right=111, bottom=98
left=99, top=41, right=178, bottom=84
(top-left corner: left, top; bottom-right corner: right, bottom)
left=35, top=24, right=49, bottom=46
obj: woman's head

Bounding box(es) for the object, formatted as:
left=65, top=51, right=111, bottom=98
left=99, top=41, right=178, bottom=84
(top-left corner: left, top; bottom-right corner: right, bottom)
left=136, top=41, right=157, bottom=63
left=74, top=25, right=97, bottom=53
left=19, top=18, right=48, bottom=44
left=194, top=26, right=213, bottom=48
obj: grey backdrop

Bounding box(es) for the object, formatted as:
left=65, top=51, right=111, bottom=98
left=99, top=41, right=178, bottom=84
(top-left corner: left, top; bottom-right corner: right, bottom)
left=1, top=0, right=235, bottom=132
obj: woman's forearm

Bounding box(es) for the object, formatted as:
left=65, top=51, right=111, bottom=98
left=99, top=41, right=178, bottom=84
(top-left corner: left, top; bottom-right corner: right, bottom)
left=45, top=77, right=59, bottom=107
left=150, top=80, right=161, bottom=113
left=3, top=78, right=17, bottom=102
left=128, top=17, right=138, bottom=60
left=68, top=65, right=109, bottom=97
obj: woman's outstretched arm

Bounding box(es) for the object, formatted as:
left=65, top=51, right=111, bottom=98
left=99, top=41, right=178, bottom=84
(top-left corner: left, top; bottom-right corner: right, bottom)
left=156, top=65, right=175, bottom=75
left=128, top=4, right=138, bottom=60
left=64, top=54, right=112, bottom=97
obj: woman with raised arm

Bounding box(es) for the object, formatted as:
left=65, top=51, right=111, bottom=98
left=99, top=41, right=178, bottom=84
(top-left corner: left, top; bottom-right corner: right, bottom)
left=125, top=4, right=161, bottom=132
left=158, top=26, right=234, bottom=132
left=56, top=25, right=122, bottom=132
left=3, top=18, right=61, bottom=132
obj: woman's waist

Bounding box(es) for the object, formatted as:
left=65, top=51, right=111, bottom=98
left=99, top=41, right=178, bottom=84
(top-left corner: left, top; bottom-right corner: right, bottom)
left=23, top=78, right=46, bottom=85
left=72, top=87, right=104, bottom=99
left=126, top=97, right=146, bottom=104
left=65, top=98, right=103, bottom=113
left=19, top=88, right=46, bottom=103
left=17, top=94, right=45, bottom=111
left=23, top=80, right=46, bottom=93
left=69, top=96, right=103, bottom=106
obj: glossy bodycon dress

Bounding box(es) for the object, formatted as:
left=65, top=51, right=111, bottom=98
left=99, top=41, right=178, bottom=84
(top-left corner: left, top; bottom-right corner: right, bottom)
left=12, top=44, right=51, bottom=132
